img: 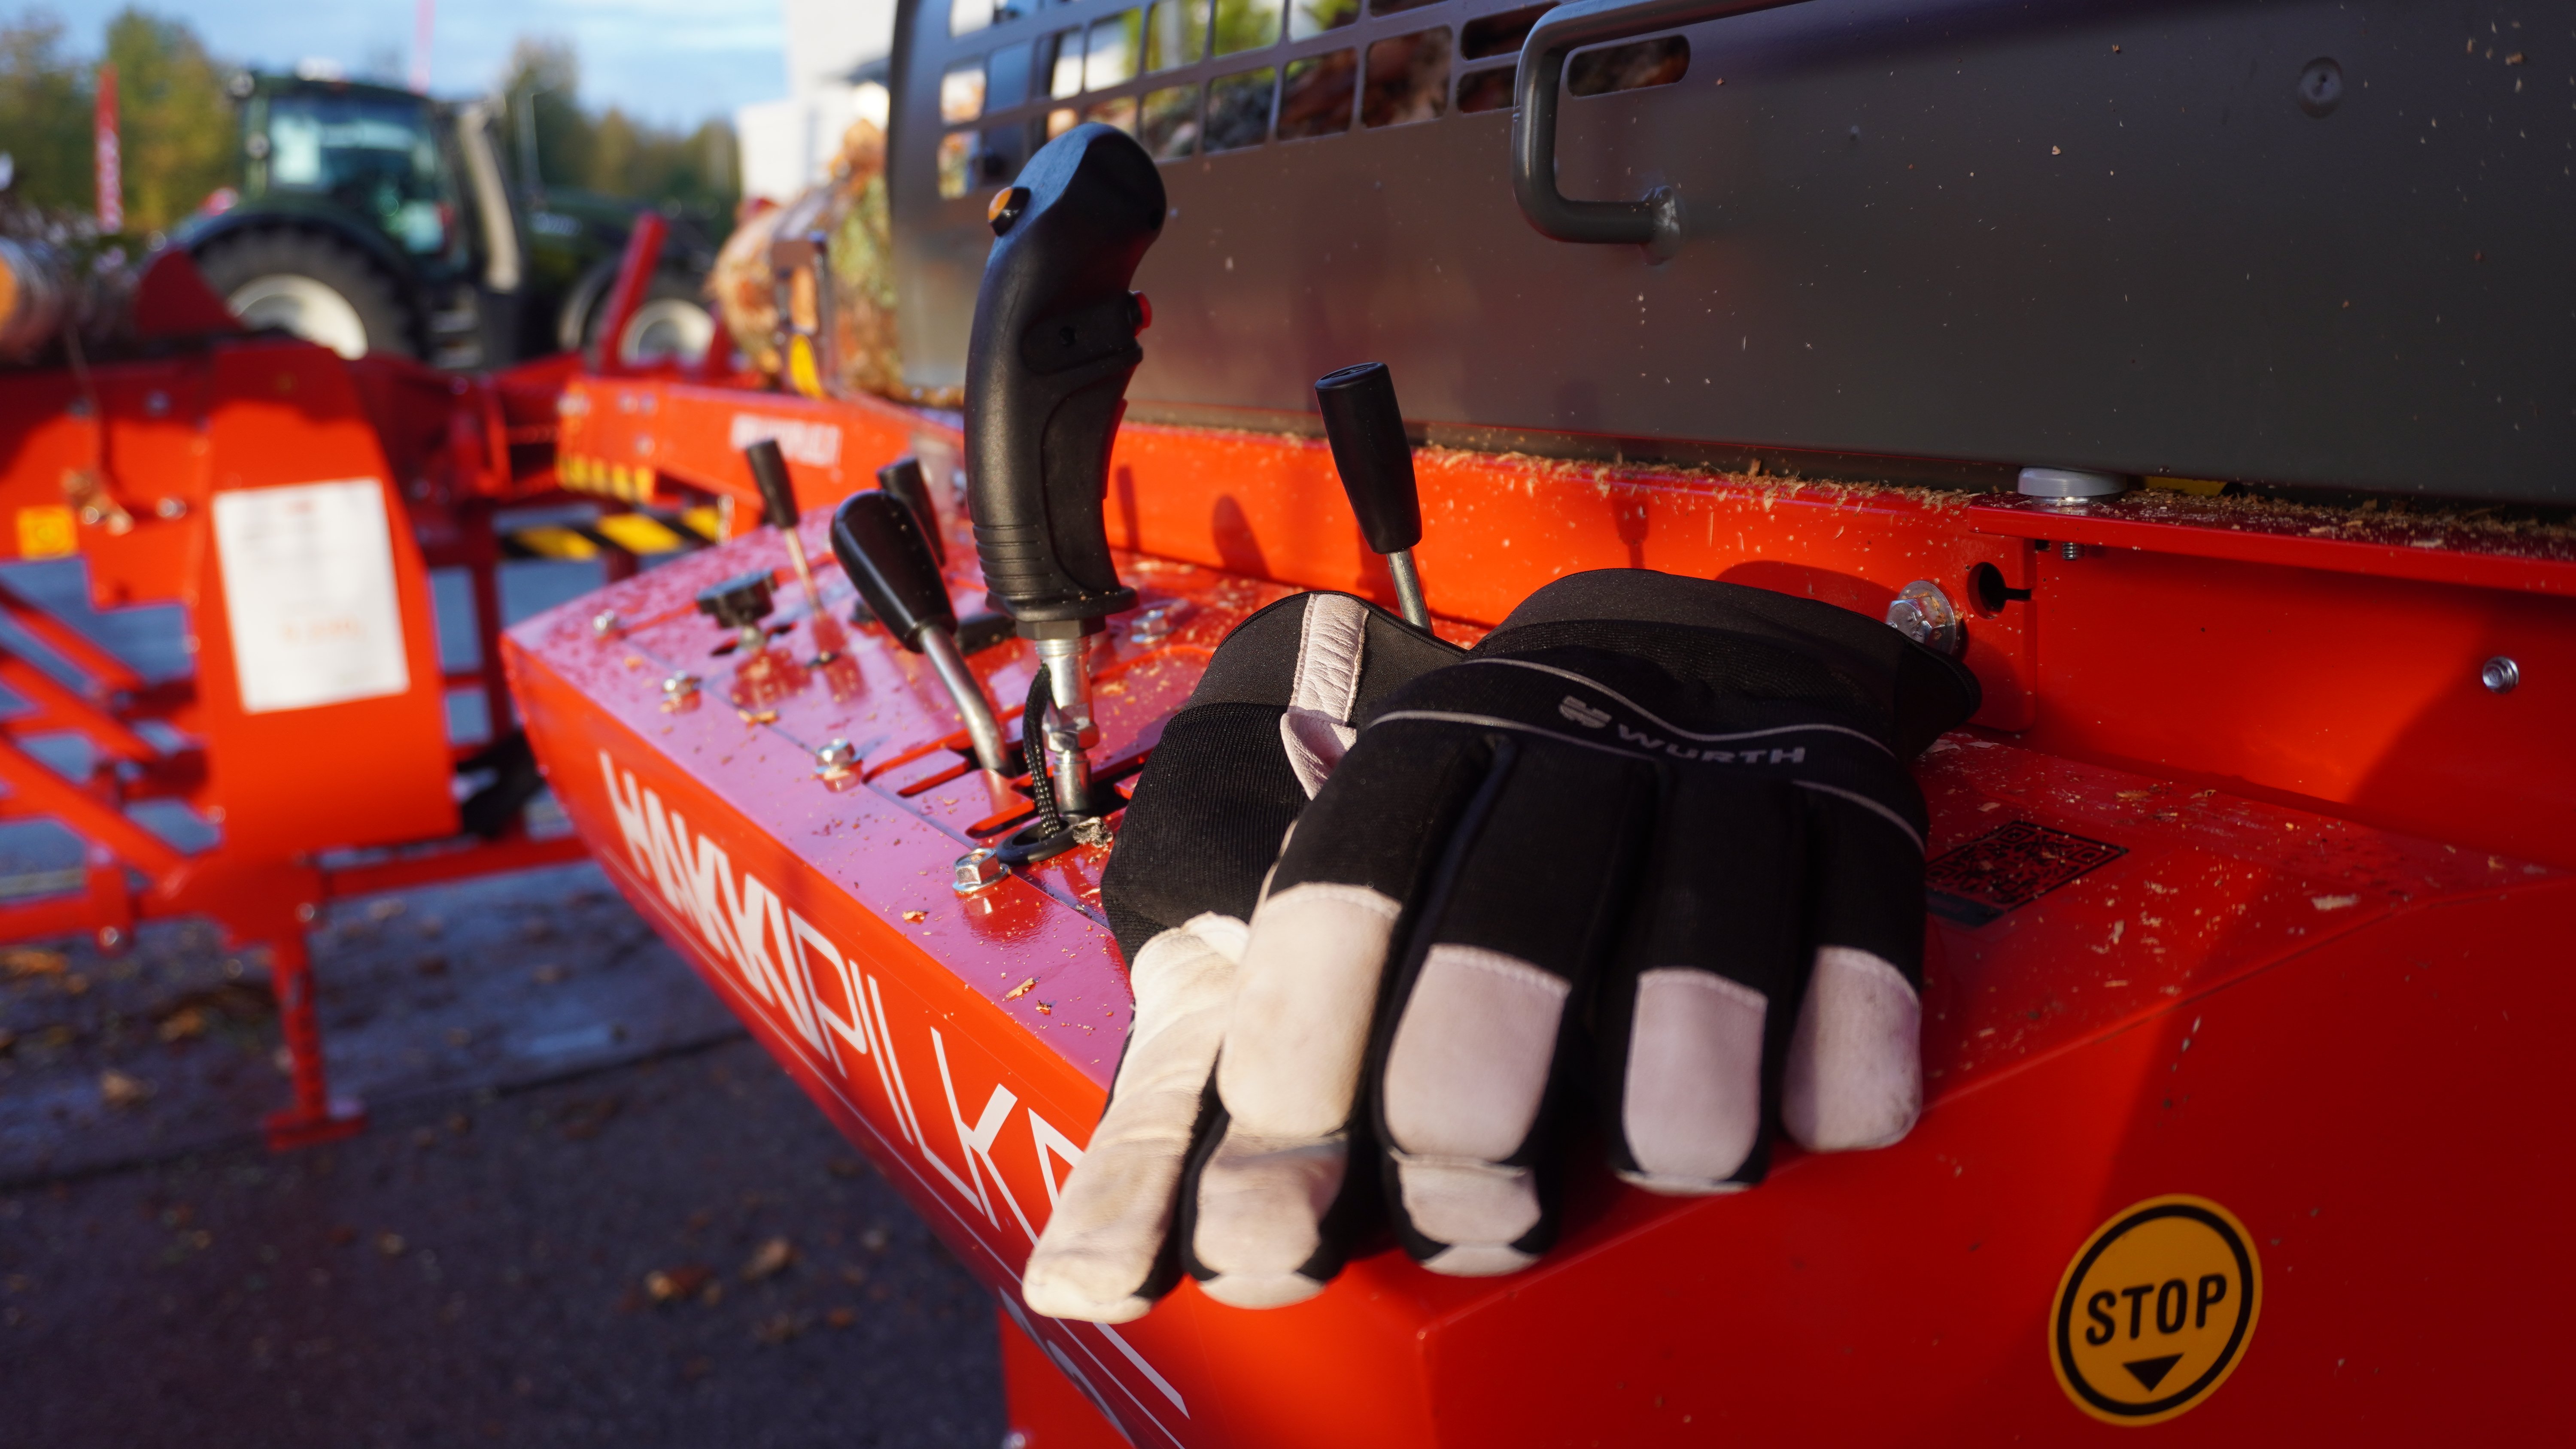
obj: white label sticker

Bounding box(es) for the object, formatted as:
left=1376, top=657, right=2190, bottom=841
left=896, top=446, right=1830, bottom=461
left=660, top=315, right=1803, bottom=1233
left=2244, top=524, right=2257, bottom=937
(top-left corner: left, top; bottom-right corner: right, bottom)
left=212, top=480, right=411, bottom=714
left=727, top=412, right=842, bottom=467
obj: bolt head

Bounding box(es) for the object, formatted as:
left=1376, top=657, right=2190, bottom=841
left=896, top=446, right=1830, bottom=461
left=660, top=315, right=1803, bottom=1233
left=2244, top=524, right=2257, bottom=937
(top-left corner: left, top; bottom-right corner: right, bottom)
left=814, top=738, right=860, bottom=775
left=2481, top=656, right=2520, bottom=694
left=662, top=672, right=699, bottom=697
left=592, top=609, right=622, bottom=637
left=953, top=848, right=1007, bottom=894
left=1884, top=580, right=1965, bottom=658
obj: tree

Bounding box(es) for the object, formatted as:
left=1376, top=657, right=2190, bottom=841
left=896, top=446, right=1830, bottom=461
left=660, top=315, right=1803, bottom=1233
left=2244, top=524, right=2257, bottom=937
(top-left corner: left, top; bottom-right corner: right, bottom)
left=0, top=12, right=95, bottom=217
left=103, top=8, right=232, bottom=230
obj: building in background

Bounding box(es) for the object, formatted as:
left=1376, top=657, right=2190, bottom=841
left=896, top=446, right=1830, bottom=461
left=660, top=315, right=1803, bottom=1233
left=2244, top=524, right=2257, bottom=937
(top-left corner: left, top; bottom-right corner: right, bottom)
left=734, top=0, right=894, bottom=202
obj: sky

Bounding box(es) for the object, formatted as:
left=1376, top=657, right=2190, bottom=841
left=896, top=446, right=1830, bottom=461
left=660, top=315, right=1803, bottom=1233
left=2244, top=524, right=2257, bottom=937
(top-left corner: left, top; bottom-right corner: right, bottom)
left=19, top=0, right=790, bottom=128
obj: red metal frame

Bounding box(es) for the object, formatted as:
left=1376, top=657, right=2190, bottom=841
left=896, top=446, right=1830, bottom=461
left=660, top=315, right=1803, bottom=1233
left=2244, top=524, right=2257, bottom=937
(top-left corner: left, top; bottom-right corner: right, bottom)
left=0, top=315, right=604, bottom=1146
left=511, top=370, right=2573, bottom=1443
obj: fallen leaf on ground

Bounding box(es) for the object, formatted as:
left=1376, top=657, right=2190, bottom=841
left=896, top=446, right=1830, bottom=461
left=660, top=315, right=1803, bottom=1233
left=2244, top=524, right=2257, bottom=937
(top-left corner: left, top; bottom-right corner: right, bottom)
left=741, top=1236, right=794, bottom=1282
left=558, top=1097, right=620, bottom=1141
left=646, top=1264, right=714, bottom=1303
left=99, top=1069, right=152, bottom=1108
left=1, top=948, right=66, bottom=978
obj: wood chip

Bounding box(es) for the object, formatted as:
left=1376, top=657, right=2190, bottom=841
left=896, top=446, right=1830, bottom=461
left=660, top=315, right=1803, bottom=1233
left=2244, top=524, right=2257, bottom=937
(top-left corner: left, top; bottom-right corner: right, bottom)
left=1004, top=977, right=1037, bottom=1000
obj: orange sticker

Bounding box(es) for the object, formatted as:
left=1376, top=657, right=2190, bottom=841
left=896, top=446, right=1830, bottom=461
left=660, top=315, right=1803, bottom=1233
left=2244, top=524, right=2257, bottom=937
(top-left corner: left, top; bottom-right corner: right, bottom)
left=16, top=505, right=76, bottom=559
left=2051, top=1195, right=2261, bottom=1426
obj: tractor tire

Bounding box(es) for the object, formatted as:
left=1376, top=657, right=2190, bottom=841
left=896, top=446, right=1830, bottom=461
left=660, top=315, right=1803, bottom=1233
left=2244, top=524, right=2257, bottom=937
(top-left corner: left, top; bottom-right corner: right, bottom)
left=562, top=263, right=715, bottom=368
left=193, top=228, right=416, bottom=361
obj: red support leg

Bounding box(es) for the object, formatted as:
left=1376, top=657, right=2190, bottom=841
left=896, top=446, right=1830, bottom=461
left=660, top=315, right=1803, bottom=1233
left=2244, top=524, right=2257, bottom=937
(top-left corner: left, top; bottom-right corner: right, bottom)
left=261, top=924, right=365, bottom=1151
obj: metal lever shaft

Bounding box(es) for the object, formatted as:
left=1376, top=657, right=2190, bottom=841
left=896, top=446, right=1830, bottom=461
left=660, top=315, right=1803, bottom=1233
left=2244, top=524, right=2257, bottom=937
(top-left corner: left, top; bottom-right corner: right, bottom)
left=829, top=491, right=1011, bottom=774
left=1315, top=361, right=1432, bottom=631
left=744, top=439, right=824, bottom=614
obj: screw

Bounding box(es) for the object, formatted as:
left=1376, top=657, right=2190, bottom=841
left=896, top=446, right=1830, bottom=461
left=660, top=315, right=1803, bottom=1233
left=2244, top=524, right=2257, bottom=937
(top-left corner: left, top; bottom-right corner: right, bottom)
left=2060, top=540, right=2082, bottom=561
left=814, top=738, right=861, bottom=776
left=953, top=848, right=1008, bottom=894
left=2481, top=656, right=2520, bottom=694
left=592, top=609, right=622, bottom=637
left=1883, top=579, right=1965, bottom=657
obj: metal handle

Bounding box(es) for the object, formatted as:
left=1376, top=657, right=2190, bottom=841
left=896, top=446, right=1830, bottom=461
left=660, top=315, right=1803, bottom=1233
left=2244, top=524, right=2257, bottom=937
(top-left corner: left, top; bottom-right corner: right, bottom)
left=1510, top=0, right=1801, bottom=252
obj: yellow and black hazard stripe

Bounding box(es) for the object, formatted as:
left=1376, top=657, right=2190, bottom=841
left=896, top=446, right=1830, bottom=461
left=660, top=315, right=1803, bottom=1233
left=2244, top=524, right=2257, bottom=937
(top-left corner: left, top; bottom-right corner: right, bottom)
left=499, top=506, right=726, bottom=562
left=556, top=452, right=660, bottom=505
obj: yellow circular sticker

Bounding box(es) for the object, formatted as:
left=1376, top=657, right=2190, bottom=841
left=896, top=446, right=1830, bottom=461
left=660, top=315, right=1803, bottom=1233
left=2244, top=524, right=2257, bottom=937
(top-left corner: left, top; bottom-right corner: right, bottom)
left=2051, top=1195, right=2261, bottom=1426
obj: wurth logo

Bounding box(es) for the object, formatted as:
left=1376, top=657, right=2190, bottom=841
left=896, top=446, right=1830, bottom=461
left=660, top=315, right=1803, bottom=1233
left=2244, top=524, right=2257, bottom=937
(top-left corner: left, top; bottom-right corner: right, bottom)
left=1610, top=721, right=1808, bottom=766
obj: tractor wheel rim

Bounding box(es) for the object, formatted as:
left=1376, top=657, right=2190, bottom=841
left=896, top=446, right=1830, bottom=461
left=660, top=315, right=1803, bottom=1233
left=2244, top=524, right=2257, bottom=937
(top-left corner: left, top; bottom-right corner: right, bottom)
left=226, top=274, right=371, bottom=359
left=619, top=298, right=715, bottom=368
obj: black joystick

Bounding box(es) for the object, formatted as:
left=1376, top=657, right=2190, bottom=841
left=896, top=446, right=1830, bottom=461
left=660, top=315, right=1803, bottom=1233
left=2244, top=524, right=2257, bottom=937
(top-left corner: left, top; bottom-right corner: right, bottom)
left=964, top=124, right=1165, bottom=823
left=745, top=439, right=826, bottom=617
left=696, top=569, right=776, bottom=652
left=1315, top=361, right=1431, bottom=630
left=830, top=491, right=1011, bottom=773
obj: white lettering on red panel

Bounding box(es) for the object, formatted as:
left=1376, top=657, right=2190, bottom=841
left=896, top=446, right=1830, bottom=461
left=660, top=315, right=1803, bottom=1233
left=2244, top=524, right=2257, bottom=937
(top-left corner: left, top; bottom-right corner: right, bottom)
left=593, top=751, right=1194, bottom=1434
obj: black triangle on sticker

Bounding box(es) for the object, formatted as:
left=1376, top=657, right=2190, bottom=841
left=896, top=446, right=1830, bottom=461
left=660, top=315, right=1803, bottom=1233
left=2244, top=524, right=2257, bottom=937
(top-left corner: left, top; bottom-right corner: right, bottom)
left=2123, top=1354, right=2185, bottom=1391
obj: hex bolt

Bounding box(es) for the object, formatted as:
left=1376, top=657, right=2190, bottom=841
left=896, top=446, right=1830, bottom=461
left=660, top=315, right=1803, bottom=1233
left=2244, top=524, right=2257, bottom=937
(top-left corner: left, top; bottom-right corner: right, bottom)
left=2482, top=656, right=2521, bottom=695
left=814, top=738, right=861, bottom=776
left=953, top=848, right=1008, bottom=894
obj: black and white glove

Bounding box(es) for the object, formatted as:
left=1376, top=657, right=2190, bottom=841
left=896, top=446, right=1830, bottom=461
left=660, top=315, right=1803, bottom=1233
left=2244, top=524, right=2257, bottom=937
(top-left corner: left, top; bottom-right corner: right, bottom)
left=1023, top=570, right=1979, bottom=1322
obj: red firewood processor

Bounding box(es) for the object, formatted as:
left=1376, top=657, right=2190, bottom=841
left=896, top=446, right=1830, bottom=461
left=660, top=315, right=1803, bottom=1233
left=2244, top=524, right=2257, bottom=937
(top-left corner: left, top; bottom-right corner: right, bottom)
left=507, top=1, right=2572, bottom=1443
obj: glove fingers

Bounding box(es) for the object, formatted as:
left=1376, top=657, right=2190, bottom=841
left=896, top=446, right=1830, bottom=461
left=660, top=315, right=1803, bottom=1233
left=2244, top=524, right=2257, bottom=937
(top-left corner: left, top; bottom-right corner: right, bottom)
left=1783, top=791, right=1929, bottom=1152
left=1601, top=773, right=1808, bottom=1194
left=1023, top=915, right=1245, bottom=1322
left=1188, top=723, right=1494, bottom=1307
left=1377, top=736, right=1657, bottom=1275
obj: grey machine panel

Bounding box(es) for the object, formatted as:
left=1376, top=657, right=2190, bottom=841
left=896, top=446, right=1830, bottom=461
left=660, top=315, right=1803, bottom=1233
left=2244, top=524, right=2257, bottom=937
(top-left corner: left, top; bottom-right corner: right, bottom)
left=893, top=0, right=2572, bottom=503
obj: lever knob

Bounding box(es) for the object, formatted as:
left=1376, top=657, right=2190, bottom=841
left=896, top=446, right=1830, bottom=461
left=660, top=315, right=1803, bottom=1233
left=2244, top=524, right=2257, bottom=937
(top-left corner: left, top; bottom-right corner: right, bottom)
left=745, top=438, right=800, bottom=531
left=830, top=491, right=957, bottom=653
left=696, top=570, right=776, bottom=633
left=876, top=456, right=944, bottom=565
left=1315, top=361, right=1422, bottom=555
left=964, top=124, right=1164, bottom=627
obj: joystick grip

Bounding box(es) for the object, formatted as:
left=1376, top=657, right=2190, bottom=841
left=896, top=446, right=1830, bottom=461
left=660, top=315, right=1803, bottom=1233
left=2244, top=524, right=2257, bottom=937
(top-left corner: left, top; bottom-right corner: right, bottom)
left=964, top=124, right=1165, bottom=626
left=831, top=491, right=956, bottom=653
left=745, top=439, right=800, bottom=532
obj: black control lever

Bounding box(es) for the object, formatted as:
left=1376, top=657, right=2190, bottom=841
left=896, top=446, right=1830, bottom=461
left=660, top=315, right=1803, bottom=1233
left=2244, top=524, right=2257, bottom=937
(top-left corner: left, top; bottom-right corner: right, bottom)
left=829, top=491, right=1012, bottom=774
left=1315, top=362, right=1431, bottom=630
left=745, top=440, right=826, bottom=618
left=876, top=456, right=944, bottom=565
left=964, top=123, right=1165, bottom=820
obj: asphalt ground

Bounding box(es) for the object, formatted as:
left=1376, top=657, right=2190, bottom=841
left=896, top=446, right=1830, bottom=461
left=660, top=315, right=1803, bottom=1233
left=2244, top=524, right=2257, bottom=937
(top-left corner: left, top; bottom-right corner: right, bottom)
left=0, top=865, right=1008, bottom=1449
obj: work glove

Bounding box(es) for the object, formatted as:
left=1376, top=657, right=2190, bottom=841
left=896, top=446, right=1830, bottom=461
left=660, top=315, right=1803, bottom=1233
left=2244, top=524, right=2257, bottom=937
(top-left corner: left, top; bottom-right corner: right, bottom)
left=1024, top=570, right=1980, bottom=1323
